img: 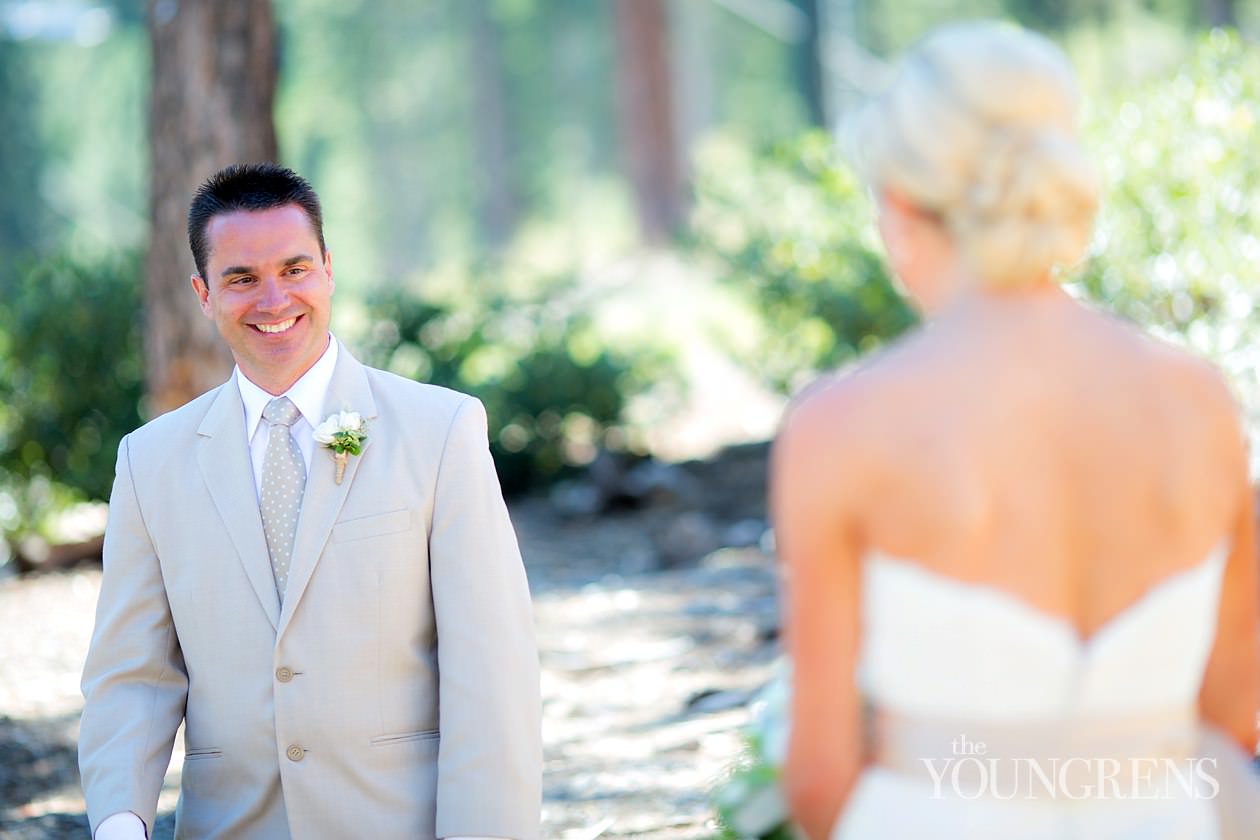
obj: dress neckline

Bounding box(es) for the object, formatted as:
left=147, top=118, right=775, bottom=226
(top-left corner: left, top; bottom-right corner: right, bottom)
left=864, top=539, right=1230, bottom=649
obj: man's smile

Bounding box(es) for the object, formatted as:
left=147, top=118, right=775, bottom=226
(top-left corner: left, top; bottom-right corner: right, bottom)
left=253, top=316, right=300, bottom=334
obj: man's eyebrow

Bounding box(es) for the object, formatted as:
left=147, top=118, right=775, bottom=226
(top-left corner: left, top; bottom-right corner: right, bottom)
left=218, top=255, right=314, bottom=278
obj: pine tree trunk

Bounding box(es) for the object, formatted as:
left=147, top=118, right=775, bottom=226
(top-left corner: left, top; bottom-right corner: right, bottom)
left=145, top=0, right=278, bottom=416
left=613, top=0, right=683, bottom=244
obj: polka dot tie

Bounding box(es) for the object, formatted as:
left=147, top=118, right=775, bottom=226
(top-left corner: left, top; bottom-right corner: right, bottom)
left=261, top=397, right=306, bottom=601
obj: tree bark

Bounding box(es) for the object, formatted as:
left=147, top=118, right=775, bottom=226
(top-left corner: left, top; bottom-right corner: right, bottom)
left=613, top=0, right=683, bottom=244
left=145, top=0, right=278, bottom=416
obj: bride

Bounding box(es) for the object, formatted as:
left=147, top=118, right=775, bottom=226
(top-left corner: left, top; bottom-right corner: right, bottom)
left=772, top=21, right=1260, bottom=839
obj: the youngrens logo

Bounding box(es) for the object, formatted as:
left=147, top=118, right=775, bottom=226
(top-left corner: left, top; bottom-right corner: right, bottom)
left=920, top=734, right=1220, bottom=801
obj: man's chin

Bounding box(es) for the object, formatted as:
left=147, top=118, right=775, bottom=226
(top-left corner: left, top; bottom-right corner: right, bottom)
left=234, top=334, right=327, bottom=390
left=241, top=323, right=313, bottom=358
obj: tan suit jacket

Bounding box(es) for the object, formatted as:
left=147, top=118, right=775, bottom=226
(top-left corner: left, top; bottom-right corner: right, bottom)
left=79, top=348, right=541, bottom=839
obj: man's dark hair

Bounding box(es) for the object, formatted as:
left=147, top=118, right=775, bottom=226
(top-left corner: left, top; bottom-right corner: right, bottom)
left=187, top=163, right=326, bottom=283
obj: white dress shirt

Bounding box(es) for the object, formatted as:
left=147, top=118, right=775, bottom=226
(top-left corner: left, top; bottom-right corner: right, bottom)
left=235, top=334, right=338, bottom=494
left=96, top=336, right=497, bottom=840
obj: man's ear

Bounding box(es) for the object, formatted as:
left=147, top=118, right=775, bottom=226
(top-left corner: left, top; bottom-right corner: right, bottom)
left=323, top=249, right=334, bottom=295
left=191, top=274, right=212, bottom=317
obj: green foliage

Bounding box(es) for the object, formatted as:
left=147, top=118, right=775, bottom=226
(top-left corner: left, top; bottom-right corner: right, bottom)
left=711, top=669, right=794, bottom=839
left=712, top=732, right=795, bottom=840
left=689, top=131, right=917, bottom=393
left=0, top=252, right=144, bottom=504
left=1076, top=31, right=1260, bottom=443
left=0, top=40, right=50, bottom=262
left=362, top=274, right=667, bottom=494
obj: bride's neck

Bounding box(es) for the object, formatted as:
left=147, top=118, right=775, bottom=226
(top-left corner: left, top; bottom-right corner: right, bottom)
left=932, top=280, right=1073, bottom=321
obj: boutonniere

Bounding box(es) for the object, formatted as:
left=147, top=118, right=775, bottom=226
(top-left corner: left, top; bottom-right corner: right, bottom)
left=313, top=410, right=368, bottom=484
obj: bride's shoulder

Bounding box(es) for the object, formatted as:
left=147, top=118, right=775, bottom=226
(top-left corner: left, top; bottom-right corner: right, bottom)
left=1093, top=306, right=1228, bottom=384
left=782, top=332, right=929, bottom=427
left=775, top=346, right=921, bottom=474
left=1118, top=321, right=1242, bottom=425
left=1072, top=308, right=1245, bottom=463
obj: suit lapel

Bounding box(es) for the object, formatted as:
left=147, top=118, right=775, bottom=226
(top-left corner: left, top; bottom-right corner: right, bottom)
left=196, top=381, right=281, bottom=629
left=278, top=349, right=378, bottom=635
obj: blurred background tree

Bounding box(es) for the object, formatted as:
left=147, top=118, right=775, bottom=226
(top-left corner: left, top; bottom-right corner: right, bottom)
left=145, top=0, right=277, bottom=414
left=5, top=0, right=1260, bottom=561
left=614, top=0, right=685, bottom=242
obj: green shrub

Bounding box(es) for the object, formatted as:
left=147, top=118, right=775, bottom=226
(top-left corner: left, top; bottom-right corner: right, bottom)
left=0, top=252, right=143, bottom=504
left=689, top=131, right=917, bottom=393
left=1076, top=30, right=1260, bottom=446
left=362, top=282, right=666, bottom=495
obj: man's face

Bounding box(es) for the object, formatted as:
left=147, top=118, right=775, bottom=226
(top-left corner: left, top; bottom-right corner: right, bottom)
left=192, top=204, right=334, bottom=394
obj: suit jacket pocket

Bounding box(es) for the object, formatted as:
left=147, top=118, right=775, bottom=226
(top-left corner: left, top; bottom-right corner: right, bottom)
left=332, top=509, right=412, bottom=544
left=183, top=747, right=223, bottom=761
left=370, top=728, right=439, bottom=747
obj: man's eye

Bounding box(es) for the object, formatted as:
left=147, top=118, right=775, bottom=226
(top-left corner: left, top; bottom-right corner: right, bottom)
left=229, top=276, right=254, bottom=285
left=286, top=266, right=307, bottom=276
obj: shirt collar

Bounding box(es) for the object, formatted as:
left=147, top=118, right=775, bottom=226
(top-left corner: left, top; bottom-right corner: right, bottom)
left=236, top=335, right=340, bottom=439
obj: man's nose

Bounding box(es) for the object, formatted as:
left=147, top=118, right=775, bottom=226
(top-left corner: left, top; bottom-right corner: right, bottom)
left=256, top=275, right=290, bottom=311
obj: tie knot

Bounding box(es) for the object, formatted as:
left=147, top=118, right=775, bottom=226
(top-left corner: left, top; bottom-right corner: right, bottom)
left=264, top=396, right=301, bottom=428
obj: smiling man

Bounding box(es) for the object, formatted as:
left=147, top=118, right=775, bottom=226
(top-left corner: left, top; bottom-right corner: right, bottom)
left=79, top=164, right=541, bottom=840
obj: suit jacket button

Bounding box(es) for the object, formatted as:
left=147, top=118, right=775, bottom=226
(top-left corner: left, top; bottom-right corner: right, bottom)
left=276, top=667, right=294, bottom=683
left=286, top=745, right=304, bottom=762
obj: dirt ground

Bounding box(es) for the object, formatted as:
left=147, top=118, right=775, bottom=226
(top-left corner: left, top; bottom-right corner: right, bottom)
left=0, top=451, right=781, bottom=839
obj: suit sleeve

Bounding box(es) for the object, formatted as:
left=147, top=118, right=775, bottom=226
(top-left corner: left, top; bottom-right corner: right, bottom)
left=429, top=397, right=542, bottom=840
left=79, top=434, right=188, bottom=837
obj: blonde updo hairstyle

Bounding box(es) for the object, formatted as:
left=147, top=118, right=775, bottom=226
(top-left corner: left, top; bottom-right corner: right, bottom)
left=849, top=22, right=1098, bottom=289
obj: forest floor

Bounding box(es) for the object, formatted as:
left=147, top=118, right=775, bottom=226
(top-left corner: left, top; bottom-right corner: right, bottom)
left=0, top=445, right=780, bottom=839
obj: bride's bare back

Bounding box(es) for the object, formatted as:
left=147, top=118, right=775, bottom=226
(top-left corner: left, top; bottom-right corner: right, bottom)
left=774, top=288, right=1258, bottom=753
left=826, top=290, right=1241, bottom=633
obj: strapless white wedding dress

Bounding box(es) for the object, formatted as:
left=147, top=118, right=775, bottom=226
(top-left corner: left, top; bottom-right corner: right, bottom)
left=831, top=543, right=1231, bottom=839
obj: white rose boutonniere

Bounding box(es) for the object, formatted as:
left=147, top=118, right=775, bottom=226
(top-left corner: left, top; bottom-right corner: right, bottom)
left=314, top=410, right=368, bottom=484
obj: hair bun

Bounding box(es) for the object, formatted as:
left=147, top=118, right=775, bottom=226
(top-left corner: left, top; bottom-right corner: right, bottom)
left=846, top=21, right=1099, bottom=288
left=952, top=125, right=1098, bottom=286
